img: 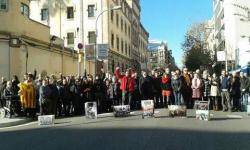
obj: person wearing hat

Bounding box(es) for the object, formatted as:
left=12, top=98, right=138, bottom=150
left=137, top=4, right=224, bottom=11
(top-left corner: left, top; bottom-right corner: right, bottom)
left=115, top=67, right=135, bottom=106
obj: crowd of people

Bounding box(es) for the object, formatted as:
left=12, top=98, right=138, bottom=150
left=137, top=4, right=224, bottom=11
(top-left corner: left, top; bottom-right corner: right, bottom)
left=0, top=66, right=249, bottom=118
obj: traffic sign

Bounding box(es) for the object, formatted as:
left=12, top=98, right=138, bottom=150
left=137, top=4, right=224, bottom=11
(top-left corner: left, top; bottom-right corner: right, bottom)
left=97, top=44, right=108, bottom=60
left=78, top=43, right=83, bottom=49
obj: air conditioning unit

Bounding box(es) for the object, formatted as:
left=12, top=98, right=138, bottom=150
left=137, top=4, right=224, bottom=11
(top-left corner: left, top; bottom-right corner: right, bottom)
left=9, top=38, right=21, bottom=48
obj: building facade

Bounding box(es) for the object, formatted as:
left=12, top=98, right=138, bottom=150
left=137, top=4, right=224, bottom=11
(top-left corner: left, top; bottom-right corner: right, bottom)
left=30, top=0, right=149, bottom=75
left=147, top=40, right=176, bottom=70
left=212, top=0, right=250, bottom=71
left=0, top=0, right=82, bottom=79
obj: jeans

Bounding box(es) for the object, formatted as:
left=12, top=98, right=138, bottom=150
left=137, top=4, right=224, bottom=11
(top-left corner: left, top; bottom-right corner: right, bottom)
left=241, top=93, right=249, bottom=111
left=221, top=91, right=231, bottom=111
left=173, top=91, right=182, bottom=105
left=122, top=91, right=132, bottom=106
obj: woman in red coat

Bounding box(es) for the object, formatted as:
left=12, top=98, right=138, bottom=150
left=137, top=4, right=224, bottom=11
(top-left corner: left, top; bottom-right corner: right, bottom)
left=115, top=67, right=135, bottom=106
left=161, top=73, right=172, bottom=107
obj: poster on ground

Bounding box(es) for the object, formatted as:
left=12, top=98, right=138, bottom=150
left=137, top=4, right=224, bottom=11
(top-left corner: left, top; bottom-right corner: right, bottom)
left=85, top=102, right=97, bottom=119
left=168, top=105, right=187, bottom=117
left=113, top=105, right=130, bottom=117
left=38, top=115, right=55, bottom=126
left=141, top=100, right=154, bottom=118
left=195, top=101, right=210, bottom=121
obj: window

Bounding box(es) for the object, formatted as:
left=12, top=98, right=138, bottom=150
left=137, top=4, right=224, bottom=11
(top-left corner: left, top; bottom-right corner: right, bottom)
left=67, top=7, right=74, bottom=19
left=111, top=33, right=114, bottom=48
left=125, top=23, right=127, bottom=34
left=88, top=31, right=96, bottom=44
left=125, top=43, right=127, bottom=55
left=67, top=32, right=74, bottom=45
left=116, top=36, right=119, bottom=51
left=116, top=14, right=119, bottom=27
left=121, top=40, right=124, bottom=53
left=41, top=8, right=48, bottom=21
left=21, top=3, right=29, bottom=17
left=110, top=10, right=114, bottom=21
left=121, top=18, right=123, bottom=31
left=88, top=5, right=95, bottom=17
left=0, top=0, right=7, bottom=11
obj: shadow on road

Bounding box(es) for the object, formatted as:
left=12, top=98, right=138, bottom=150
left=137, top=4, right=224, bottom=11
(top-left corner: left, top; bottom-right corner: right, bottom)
left=0, top=126, right=249, bottom=150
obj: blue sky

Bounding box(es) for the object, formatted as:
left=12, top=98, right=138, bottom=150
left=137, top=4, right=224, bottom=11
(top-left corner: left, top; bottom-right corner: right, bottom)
left=140, top=0, right=213, bottom=67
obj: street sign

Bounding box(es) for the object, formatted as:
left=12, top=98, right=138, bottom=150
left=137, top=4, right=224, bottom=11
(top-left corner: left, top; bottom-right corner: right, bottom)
left=97, top=44, right=108, bottom=60
left=85, top=44, right=95, bottom=60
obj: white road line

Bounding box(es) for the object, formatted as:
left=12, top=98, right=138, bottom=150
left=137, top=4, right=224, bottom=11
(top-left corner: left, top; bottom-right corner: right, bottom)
left=0, top=121, right=37, bottom=130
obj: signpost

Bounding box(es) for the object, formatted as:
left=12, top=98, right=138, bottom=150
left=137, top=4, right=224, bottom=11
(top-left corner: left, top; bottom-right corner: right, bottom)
left=97, top=44, right=108, bottom=60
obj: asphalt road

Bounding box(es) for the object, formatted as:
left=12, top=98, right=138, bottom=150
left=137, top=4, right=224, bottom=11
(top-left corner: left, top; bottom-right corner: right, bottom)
left=0, top=109, right=250, bottom=150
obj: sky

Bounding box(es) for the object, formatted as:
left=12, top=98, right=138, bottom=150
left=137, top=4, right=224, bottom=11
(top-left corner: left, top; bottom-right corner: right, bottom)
left=140, top=0, right=213, bottom=67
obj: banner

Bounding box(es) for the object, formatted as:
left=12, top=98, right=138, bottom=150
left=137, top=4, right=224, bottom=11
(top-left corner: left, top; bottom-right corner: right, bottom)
left=141, top=100, right=154, bottom=118
left=195, top=101, right=210, bottom=121
left=113, top=105, right=130, bottom=117
left=38, top=115, right=55, bottom=126
left=168, top=105, right=187, bottom=117
left=85, top=102, right=97, bottom=119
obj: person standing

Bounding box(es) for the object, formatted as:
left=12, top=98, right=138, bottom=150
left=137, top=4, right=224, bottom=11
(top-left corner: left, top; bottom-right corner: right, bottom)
left=39, top=79, right=51, bottom=115
left=18, top=73, right=36, bottom=118
left=93, top=75, right=105, bottom=113
left=171, top=72, right=182, bottom=105
left=161, top=72, right=172, bottom=107
left=139, top=70, right=153, bottom=100
left=191, top=73, right=202, bottom=103
left=152, top=71, right=162, bottom=108
left=230, top=72, right=241, bottom=111
left=60, top=79, right=71, bottom=116
left=202, top=73, right=211, bottom=102
left=220, top=70, right=232, bottom=112
left=210, top=73, right=220, bottom=111
left=48, top=78, right=59, bottom=115
left=240, top=72, right=250, bottom=111
left=115, top=67, right=135, bottom=106
left=180, top=68, right=192, bottom=108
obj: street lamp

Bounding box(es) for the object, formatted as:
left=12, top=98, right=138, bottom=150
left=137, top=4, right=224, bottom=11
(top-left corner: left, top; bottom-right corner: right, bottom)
left=94, top=5, right=122, bottom=77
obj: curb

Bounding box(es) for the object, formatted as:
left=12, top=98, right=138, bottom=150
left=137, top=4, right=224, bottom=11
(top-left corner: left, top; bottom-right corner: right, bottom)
left=0, top=118, right=33, bottom=128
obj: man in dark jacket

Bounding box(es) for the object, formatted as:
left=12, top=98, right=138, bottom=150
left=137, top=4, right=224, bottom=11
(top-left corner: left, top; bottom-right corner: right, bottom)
left=152, top=71, right=162, bottom=108
left=60, top=79, right=71, bottom=116
left=93, top=75, right=105, bottom=113
left=49, top=78, right=59, bottom=115
left=220, top=70, right=232, bottom=112
left=171, top=72, right=182, bottom=105
left=240, top=72, right=250, bottom=111
left=139, top=70, right=153, bottom=100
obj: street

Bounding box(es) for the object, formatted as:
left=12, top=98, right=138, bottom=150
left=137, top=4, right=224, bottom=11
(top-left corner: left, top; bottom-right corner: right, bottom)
left=0, top=109, right=250, bottom=150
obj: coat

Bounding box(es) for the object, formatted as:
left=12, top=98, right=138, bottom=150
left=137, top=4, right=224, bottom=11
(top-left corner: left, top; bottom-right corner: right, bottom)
left=171, top=77, right=182, bottom=92
left=139, top=76, right=153, bottom=99
left=161, top=75, right=172, bottom=91
left=210, top=77, right=220, bottom=97
left=191, top=78, right=202, bottom=99
left=115, top=69, right=135, bottom=93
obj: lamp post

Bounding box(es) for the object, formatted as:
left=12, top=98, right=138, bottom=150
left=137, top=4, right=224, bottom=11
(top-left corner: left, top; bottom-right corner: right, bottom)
left=94, top=5, right=122, bottom=77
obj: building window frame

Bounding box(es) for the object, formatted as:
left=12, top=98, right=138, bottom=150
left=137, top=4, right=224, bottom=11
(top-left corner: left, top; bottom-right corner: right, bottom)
left=41, top=8, right=49, bottom=21
left=111, top=33, right=114, bottom=48
left=0, top=0, right=8, bottom=11
left=67, top=32, right=75, bottom=45
left=88, top=5, right=95, bottom=17
left=116, top=36, right=119, bottom=51
left=116, top=14, right=119, bottom=27
left=21, top=3, right=29, bottom=17
left=67, top=6, right=74, bottom=19
left=88, top=31, right=96, bottom=44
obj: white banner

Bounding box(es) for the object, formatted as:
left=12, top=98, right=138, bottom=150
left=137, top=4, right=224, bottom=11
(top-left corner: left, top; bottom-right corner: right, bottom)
left=85, top=102, right=97, bottom=119
left=38, top=115, right=55, bottom=126
left=217, top=51, right=226, bottom=62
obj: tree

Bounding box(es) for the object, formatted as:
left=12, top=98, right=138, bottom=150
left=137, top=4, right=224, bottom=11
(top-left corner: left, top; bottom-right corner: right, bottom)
left=182, top=22, right=213, bottom=71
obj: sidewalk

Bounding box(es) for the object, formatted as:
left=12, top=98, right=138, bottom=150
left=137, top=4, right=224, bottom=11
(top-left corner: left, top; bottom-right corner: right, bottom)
left=0, top=118, right=33, bottom=128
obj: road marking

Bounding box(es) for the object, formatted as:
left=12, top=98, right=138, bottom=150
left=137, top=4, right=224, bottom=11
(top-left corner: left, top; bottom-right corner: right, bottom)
left=0, top=121, right=37, bottom=130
